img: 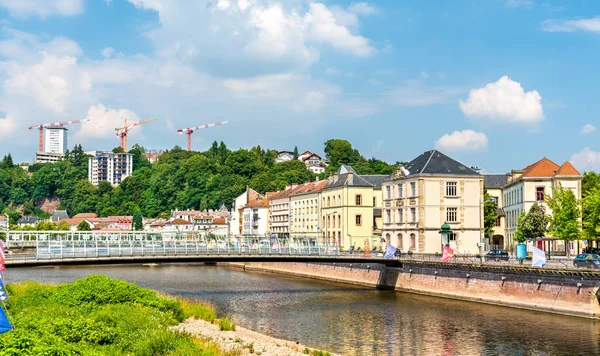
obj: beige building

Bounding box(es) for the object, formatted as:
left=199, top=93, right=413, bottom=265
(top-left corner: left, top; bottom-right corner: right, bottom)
left=269, top=184, right=306, bottom=237
left=321, top=166, right=388, bottom=249
left=484, top=174, right=508, bottom=248
left=502, top=158, right=581, bottom=251
left=289, top=180, right=328, bottom=239
left=381, top=150, right=483, bottom=254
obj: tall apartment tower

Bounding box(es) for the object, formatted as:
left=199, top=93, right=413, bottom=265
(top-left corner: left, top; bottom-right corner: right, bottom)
left=88, top=151, right=133, bottom=186
left=44, top=127, right=68, bottom=154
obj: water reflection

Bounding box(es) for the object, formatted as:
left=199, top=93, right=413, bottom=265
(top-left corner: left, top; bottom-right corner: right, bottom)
left=5, top=265, right=599, bottom=355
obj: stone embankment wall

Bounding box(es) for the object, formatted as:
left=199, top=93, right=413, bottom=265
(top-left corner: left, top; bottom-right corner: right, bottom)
left=228, top=261, right=600, bottom=319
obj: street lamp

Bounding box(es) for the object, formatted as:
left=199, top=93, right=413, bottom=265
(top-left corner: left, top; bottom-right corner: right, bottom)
left=439, top=222, right=452, bottom=253
left=325, top=210, right=338, bottom=246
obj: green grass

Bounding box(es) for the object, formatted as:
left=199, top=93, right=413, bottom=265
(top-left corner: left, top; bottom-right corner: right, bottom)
left=0, top=275, right=236, bottom=355
left=218, top=318, right=236, bottom=331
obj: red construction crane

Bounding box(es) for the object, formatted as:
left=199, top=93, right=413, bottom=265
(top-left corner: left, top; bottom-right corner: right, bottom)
left=177, top=121, right=229, bottom=151
left=27, top=119, right=89, bottom=152
left=115, top=118, right=156, bottom=152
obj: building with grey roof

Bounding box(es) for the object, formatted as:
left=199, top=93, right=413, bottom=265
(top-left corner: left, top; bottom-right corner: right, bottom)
left=381, top=150, right=484, bottom=255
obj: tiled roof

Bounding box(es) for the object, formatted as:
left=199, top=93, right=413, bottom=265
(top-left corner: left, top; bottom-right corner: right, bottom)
left=246, top=197, right=269, bottom=207
left=556, top=161, right=580, bottom=176
left=61, top=218, right=86, bottom=226
left=17, top=216, right=40, bottom=224
left=484, top=174, right=508, bottom=189
left=73, top=213, right=98, bottom=219
left=270, top=184, right=308, bottom=201
left=213, top=217, right=226, bottom=224
left=292, top=180, right=329, bottom=196
left=51, top=210, right=69, bottom=222
left=168, top=218, right=192, bottom=225
left=176, top=210, right=201, bottom=216
left=404, top=150, right=480, bottom=176
left=521, top=157, right=560, bottom=178
left=361, top=175, right=390, bottom=189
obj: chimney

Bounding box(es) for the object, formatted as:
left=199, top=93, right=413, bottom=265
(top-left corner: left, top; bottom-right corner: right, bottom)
left=347, top=171, right=354, bottom=184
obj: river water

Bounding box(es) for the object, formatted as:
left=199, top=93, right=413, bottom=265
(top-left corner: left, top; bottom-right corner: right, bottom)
left=4, top=264, right=599, bottom=355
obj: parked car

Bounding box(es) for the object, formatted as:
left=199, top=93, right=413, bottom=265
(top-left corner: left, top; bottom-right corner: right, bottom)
left=484, top=249, right=509, bottom=261
left=573, top=254, right=600, bottom=269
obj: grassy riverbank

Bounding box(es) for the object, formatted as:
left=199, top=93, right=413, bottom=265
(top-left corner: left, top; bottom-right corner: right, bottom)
left=0, top=275, right=236, bottom=355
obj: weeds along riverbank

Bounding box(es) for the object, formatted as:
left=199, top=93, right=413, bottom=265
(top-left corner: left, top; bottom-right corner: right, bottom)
left=0, top=275, right=237, bottom=355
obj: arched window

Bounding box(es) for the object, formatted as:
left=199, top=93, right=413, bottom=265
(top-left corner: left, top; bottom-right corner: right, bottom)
left=327, top=216, right=330, bottom=228
left=397, top=233, right=403, bottom=250
left=338, top=195, right=341, bottom=205
left=410, top=233, right=416, bottom=250
left=385, top=233, right=391, bottom=246
left=338, top=215, right=341, bottom=228
left=327, top=197, right=331, bottom=207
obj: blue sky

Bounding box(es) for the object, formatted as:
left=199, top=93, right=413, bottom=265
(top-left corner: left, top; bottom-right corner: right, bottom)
left=0, top=0, right=599, bottom=173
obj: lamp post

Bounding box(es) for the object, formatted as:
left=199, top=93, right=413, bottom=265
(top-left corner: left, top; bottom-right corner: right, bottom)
left=325, top=210, right=338, bottom=246
left=439, top=222, right=452, bottom=254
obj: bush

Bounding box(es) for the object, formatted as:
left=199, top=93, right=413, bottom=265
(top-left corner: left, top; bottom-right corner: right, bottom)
left=0, top=275, right=230, bottom=355
left=218, top=318, right=236, bottom=331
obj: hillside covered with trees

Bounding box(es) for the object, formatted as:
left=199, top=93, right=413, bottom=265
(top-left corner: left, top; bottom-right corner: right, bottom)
left=0, top=139, right=397, bottom=222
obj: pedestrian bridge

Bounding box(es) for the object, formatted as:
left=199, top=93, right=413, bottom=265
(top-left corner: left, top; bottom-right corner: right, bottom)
left=2, top=230, right=399, bottom=267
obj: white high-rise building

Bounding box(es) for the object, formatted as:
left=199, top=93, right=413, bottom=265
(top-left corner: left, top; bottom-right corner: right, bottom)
left=44, top=127, right=68, bottom=154
left=88, top=151, right=133, bottom=186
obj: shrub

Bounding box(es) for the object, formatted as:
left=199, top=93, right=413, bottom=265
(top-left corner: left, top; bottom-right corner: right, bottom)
left=218, top=318, right=236, bottom=331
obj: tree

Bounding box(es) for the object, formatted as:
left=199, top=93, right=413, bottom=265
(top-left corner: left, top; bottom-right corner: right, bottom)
left=514, top=203, right=548, bottom=243
left=57, top=221, right=71, bottom=231
left=324, top=139, right=361, bottom=168
left=583, top=187, right=600, bottom=238
left=293, top=146, right=299, bottom=160
left=483, top=189, right=499, bottom=239
left=546, top=186, right=581, bottom=256
left=582, top=172, right=600, bottom=199
left=77, top=220, right=91, bottom=231
left=132, top=207, right=143, bottom=231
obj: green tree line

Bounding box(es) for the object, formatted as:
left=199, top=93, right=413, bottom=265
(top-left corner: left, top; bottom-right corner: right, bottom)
left=0, top=139, right=395, bottom=221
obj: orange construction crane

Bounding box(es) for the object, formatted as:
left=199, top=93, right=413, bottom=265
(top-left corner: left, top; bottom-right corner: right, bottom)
left=115, top=118, right=156, bottom=152
left=27, top=119, right=89, bottom=152
left=177, top=121, right=229, bottom=151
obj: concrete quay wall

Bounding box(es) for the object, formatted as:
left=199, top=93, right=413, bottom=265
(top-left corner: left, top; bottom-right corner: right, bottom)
left=228, top=261, right=600, bottom=319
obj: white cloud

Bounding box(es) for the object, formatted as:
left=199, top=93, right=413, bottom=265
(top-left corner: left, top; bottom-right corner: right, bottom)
left=126, top=0, right=374, bottom=74
left=0, top=0, right=83, bottom=18
left=459, top=76, right=543, bottom=123
left=304, top=3, right=374, bottom=57
left=582, top=124, right=596, bottom=135
left=76, top=104, right=141, bottom=139
left=505, top=0, right=534, bottom=9
left=570, top=147, right=600, bottom=172
left=542, top=17, right=600, bottom=33
left=0, top=114, right=17, bottom=139
left=435, top=130, right=488, bottom=151
left=349, top=3, right=378, bottom=15
left=101, top=47, right=115, bottom=58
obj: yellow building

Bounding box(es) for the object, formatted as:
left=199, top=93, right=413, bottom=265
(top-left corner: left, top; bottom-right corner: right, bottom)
left=320, top=166, right=388, bottom=249
left=382, top=150, right=484, bottom=254
left=483, top=174, right=508, bottom=248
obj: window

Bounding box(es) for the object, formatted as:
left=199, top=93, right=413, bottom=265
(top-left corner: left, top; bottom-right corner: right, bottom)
left=397, top=233, right=403, bottom=250
left=410, top=233, right=416, bottom=250
left=398, top=208, right=404, bottom=223
left=355, top=214, right=362, bottom=226
left=495, top=216, right=501, bottom=227
left=386, top=186, right=391, bottom=199
left=536, top=187, right=545, bottom=202
left=446, top=182, right=457, bottom=197
left=411, top=182, right=416, bottom=197
left=355, top=194, right=362, bottom=206
left=448, top=233, right=456, bottom=241
left=327, top=197, right=330, bottom=207
left=327, top=216, right=330, bottom=228
left=338, top=215, right=341, bottom=228
left=446, top=207, right=458, bottom=223
left=386, top=210, right=391, bottom=223
left=411, top=208, right=416, bottom=223
left=373, top=197, right=376, bottom=207
left=338, top=195, right=341, bottom=205
left=398, top=184, right=403, bottom=198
